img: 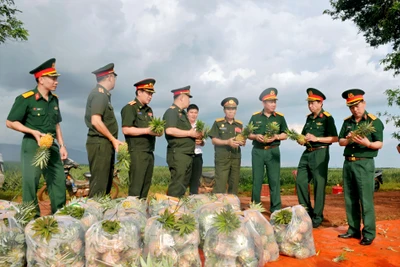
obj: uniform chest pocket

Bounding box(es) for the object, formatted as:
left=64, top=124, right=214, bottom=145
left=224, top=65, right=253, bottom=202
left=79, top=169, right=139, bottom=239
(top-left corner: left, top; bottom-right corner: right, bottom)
left=137, top=114, right=150, bottom=127
left=29, top=108, right=46, bottom=125
left=50, top=106, right=60, bottom=123
left=104, top=104, right=116, bottom=120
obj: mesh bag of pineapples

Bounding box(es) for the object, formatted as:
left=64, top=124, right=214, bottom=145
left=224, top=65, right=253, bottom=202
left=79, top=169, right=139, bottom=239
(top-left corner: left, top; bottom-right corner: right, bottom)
left=25, top=215, right=86, bottom=266
left=143, top=209, right=201, bottom=266
left=119, top=196, right=148, bottom=215
left=215, top=193, right=242, bottom=211
left=85, top=217, right=142, bottom=266
left=55, top=199, right=103, bottom=231
left=203, top=208, right=264, bottom=267
left=244, top=203, right=279, bottom=262
left=270, top=205, right=316, bottom=259
left=0, top=213, right=27, bottom=267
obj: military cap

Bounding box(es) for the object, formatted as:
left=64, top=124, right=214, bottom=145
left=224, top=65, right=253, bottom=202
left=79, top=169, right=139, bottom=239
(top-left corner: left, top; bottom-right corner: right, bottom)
left=29, top=58, right=60, bottom=79
left=259, top=88, right=278, bottom=101
left=341, top=89, right=365, bottom=106
left=134, top=78, right=156, bottom=93
left=306, top=88, right=326, bottom=101
left=221, top=97, right=239, bottom=108
left=92, top=63, right=117, bottom=78
left=171, top=85, right=192, bottom=98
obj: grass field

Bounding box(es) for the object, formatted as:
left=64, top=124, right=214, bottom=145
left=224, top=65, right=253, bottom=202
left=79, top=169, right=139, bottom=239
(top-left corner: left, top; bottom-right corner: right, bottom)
left=1, top=162, right=399, bottom=200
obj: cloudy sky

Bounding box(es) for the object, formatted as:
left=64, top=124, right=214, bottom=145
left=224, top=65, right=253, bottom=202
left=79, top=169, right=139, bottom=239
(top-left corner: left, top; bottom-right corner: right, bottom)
left=0, top=0, right=399, bottom=167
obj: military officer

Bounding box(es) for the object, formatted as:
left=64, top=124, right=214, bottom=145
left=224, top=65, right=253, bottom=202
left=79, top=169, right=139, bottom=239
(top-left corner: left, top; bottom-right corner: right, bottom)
left=121, top=78, right=161, bottom=199
left=85, top=63, right=124, bottom=197
left=295, top=88, right=338, bottom=228
left=209, top=97, right=244, bottom=195
left=248, top=88, right=288, bottom=212
left=163, top=86, right=201, bottom=197
left=6, top=58, right=67, bottom=215
left=338, top=89, right=384, bottom=246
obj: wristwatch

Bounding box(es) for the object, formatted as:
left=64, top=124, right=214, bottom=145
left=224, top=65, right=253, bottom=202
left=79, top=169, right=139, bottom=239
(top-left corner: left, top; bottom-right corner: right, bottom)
left=60, top=144, right=66, bottom=148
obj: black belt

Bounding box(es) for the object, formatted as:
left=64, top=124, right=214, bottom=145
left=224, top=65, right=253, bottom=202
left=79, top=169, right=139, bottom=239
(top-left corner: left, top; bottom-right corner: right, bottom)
left=345, top=157, right=369, bottom=162
left=306, top=146, right=327, bottom=152
left=255, top=145, right=278, bottom=150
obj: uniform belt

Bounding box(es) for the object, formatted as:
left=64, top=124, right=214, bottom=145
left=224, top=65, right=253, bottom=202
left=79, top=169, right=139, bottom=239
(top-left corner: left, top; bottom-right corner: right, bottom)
left=345, top=157, right=368, bottom=162
left=306, top=146, right=327, bottom=152
left=259, top=145, right=278, bottom=150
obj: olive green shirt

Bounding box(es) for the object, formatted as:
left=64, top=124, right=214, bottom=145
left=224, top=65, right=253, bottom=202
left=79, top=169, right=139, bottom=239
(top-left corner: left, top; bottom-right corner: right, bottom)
left=339, top=112, right=384, bottom=158
left=163, top=104, right=194, bottom=154
left=121, top=98, right=155, bottom=152
left=301, top=109, right=338, bottom=147
left=85, top=84, right=118, bottom=138
left=209, top=117, right=243, bottom=159
left=249, top=111, right=288, bottom=147
left=7, top=87, right=62, bottom=136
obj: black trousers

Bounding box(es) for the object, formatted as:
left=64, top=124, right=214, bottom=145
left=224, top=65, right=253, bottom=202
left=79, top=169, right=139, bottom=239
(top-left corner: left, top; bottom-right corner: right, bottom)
left=189, top=154, right=203, bottom=194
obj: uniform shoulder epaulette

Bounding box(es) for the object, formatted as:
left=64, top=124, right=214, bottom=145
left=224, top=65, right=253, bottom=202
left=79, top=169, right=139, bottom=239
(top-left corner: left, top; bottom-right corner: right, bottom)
left=275, top=111, right=284, bottom=116
left=344, top=115, right=352, bottom=121
left=323, top=111, right=331, bottom=117
left=253, top=111, right=261, bottom=116
left=98, top=87, right=104, bottom=93
left=170, top=105, right=176, bottom=109
left=215, top=118, right=225, bottom=122
left=128, top=100, right=136, bottom=106
left=22, top=91, right=34, bottom=98
left=235, top=119, right=243, bottom=124
left=367, top=113, right=377, bottom=120
left=52, top=93, right=58, bottom=98
left=307, top=112, right=312, bottom=117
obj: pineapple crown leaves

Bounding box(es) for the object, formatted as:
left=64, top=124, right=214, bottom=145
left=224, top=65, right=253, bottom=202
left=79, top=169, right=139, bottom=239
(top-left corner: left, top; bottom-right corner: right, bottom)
left=195, top=120, right=206, bottom=133
left=264, top=122, right=280, bottom=138
left=57, top=204, right=85, bottom=220
left=157, top=208, right=176, bottom=231
left=149, top=117, right=166, bottom=134
left=353, top=122, right=376, bottom=137
left=241, top=122, right=258, bottom=139
left=248, top=202, right=266, bottom=213
left=13, top=201, right=37, bottom=227
left=101, top=220, right=121, bottom=235
left=31, top=216, right=60, bottom=242
left=213, top=209, right=241, bottom=234
left=284, top=129, right=302, bottom=141
left=116, top=142, right=130, bottom=170
left=272, top=209, right=293, bottom=225
left=139, top=254, right=175, bottom=267
left=174, top=213, right=196, bottom=236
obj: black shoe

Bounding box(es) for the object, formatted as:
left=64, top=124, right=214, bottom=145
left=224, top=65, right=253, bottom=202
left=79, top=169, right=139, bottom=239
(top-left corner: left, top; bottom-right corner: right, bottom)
left=360, top=238, right=373, bottom=245
left=312, top=221, right=321, bottom=228
left=338, top=232, right=361, bottom=239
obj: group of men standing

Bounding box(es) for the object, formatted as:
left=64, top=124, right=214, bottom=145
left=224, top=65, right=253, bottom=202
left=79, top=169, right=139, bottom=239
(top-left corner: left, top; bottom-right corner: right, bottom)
left=6, top=59, right=383, bottom=246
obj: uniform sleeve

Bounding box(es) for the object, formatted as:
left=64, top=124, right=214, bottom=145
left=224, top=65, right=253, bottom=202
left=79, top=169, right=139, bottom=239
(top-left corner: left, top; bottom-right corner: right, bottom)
left=163, top=108, right=178, bottom=128
left=371, top=118, right=384, bottom=142
left=90, top=93, right=108, bottom=116
left=338, top=121, right=347, bottom=139
left=280, top=116, right=288, bottom=133
left=325, top=116, right=338, bottom=137
left=208, top=121, right=219, bottom=138
left=121, top=105, right=136, bottom=127
left=7, top=95, right=28, bottom=122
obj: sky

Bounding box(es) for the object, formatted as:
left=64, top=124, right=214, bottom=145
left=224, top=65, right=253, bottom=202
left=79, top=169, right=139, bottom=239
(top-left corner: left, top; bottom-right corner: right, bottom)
left=0, top=0, right=399, bottom=167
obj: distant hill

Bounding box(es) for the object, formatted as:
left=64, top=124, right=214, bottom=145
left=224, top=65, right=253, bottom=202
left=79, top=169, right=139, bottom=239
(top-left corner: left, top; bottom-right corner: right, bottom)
left=0, top=143, right=167, bottom=166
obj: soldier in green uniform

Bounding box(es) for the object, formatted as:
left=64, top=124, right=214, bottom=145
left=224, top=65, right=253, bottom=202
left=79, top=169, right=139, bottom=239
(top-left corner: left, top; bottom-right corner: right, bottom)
left=338, top=89, right=384, bottom=246
left=163, top=86, right=201, bottom=197
left=85, top=63, right=124, bottom=197
left=209, top=97, right=244, bottom=195
left=121, top=78, right=162, bottom=199
left=295, top=88, right=338, bottom=228
left=248, top=88, right=288, bottom=212
left=6, top=58, right=67, bottom=215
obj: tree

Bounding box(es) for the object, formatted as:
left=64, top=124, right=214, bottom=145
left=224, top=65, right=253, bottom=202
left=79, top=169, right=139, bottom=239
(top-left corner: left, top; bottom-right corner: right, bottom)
left=0, top=0, right=28, bottom=44
left=324, top=0, right=400, bottom=140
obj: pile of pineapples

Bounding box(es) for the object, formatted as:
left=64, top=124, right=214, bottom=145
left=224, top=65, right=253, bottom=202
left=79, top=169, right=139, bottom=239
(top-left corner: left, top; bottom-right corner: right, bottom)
left=32, top=134, right=54, bottom=169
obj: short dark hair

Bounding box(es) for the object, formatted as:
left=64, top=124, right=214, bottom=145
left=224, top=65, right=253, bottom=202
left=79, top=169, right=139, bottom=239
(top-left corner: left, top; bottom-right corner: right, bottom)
left=187, top=104, right=199, bottom=112
left=96, top=74, right=112, bottom=83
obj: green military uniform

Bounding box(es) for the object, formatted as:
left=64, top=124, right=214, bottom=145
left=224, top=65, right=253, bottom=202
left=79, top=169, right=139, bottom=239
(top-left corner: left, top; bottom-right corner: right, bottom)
left=339, top=89, right=384, bottom=242
left=249, top=88, right=288, bottom=212
left=121, top=78, right=156, bottom=199
left=296, top=88, right=338, bottom=227
left=6, top=58, right=66, bottom=215
left=163, top=86, right=195, bottom=197
left=209, top=97, right=242, bottom=195
left=85, top=63, right=118, bottom=197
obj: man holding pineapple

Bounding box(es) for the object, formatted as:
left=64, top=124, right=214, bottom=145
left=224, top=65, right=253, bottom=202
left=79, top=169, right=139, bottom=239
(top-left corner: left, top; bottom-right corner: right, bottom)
left=209, top=97, right=244, bottom=195
left=338, top=89, right=384, bottom=246
left=6, top=58, right=67, bottom=215
left=121, top=78, right=161, bottom=199
left=295, top=88, right=338, bottom=228
left=163, top=86, right=201, bottom=197
left=85, top=63, right=124, bottom=198
left=248, top=88, right=288, bottom=212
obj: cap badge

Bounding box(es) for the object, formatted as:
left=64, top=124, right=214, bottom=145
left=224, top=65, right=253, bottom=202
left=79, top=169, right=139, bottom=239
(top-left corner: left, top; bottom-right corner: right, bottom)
left=51, top=62, right=55, bottom=68
left=348, top=93, right=354, bottom=98
left=308, top=91, right=313, bottom=96
left=228, top=99, right=234, bottom=104
left=270, top=90, right=275, bottom=95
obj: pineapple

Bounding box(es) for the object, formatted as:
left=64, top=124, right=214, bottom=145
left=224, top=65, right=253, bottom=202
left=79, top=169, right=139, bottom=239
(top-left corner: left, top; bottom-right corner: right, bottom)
left=13, top=201, right=37, bottom=227
left=32, top=133, right=54, bottom=169
left=101, top=220, right=121, bottom=235
left=116, top=142, right=130, bottom=170
left=264, top=122, right=280, bottom=142
left=285, top=129, right=308, bottom=146
left=212, top=209, right=241, bottom=234
left=272, top=209, right=292, bottom=225
left=350, top=122, right=376, bottom=143
left=31, top=216, right=60, bottom=242
left=174, top=213, right=196, bottom=236
left=248, top=201, right=266, bottom=213
left=235, top=122, right=257, bottom=142
left=57, top=205, right=85, bottom=220
left=195, top=120, right=210, bottom=140
left=157, top=209, right=176, bottom=232
left=149, top=117, right=166, bottom=135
